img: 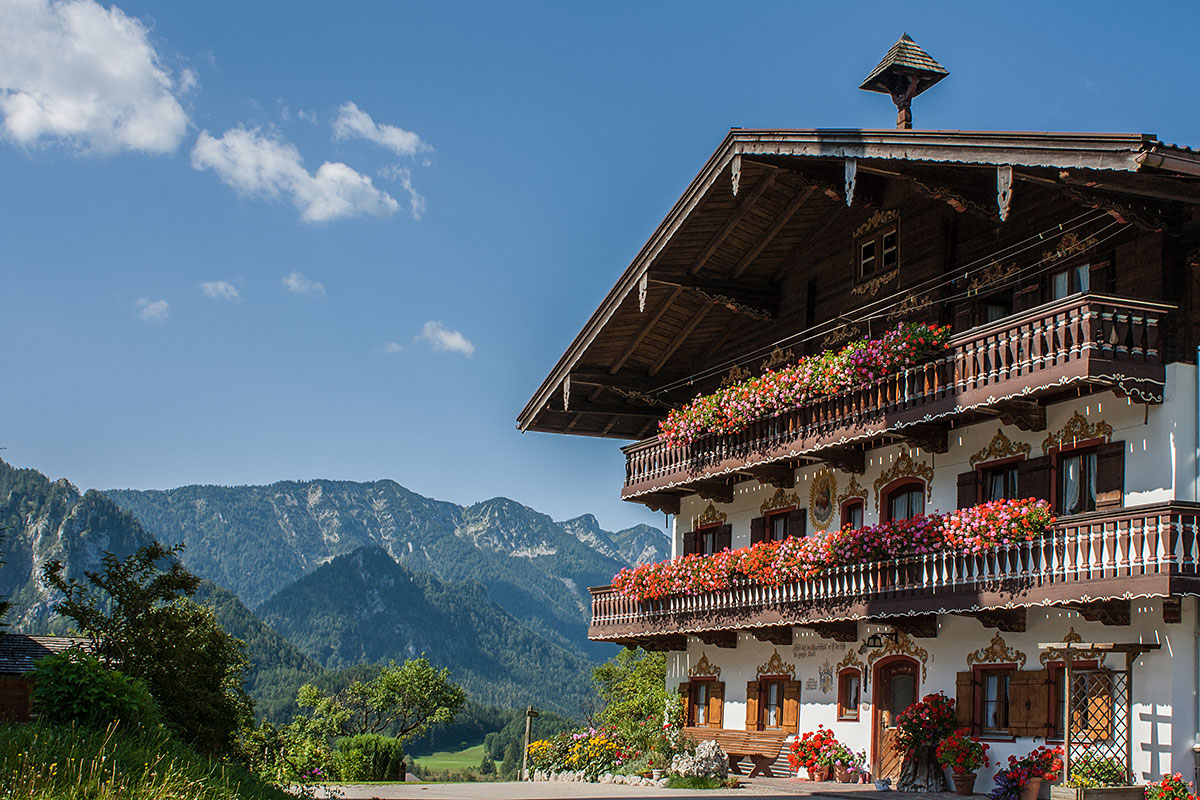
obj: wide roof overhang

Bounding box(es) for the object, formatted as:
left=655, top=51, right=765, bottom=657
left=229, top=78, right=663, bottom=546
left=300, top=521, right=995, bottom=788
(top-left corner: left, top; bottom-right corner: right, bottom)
left=517, top=128, right=1200, bottom=440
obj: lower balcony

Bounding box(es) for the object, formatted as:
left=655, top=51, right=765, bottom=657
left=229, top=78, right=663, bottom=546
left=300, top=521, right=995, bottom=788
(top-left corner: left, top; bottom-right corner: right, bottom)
left=588, top=502, right=1200, bottom=649
left=623, top=294, right=1170, bottom=510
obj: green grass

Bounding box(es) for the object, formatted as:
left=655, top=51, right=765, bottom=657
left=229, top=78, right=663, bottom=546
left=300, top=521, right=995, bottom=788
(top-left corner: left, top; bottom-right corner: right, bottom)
left=0, top=721, right=290, bottom=800
left=413, top=742, right=486, bottom=772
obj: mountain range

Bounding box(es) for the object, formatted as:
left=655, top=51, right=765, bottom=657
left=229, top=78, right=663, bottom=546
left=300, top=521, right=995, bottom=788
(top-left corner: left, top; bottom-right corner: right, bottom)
left=0, top=459, right=668, bottom=717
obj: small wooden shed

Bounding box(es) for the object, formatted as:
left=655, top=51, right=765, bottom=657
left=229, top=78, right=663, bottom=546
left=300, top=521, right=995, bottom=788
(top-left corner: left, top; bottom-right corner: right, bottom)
left=0, top=635, right=90, bottom=722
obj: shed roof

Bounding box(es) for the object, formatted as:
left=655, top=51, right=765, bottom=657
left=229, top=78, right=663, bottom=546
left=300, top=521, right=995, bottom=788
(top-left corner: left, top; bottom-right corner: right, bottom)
left=0, top=635, right=90, bottom=675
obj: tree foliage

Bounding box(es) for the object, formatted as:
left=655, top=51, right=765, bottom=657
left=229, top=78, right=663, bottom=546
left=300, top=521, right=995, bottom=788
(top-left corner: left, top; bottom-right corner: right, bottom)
left=296, top=657, right=465, bottom=742
left=591, top=647, right=669, bottom=729
left=42, top=541, right=251, bottom=754
left=29, top=648, right=161, bottom=730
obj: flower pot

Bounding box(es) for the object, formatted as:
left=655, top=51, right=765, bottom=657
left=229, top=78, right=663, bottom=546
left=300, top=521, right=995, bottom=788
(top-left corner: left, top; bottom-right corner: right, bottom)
left=651, top=769, right=663, bottom=780
left=951, top=772, right=978, bottom=796
left=835, top=764, right=851, bottom=783
left=806, top=767, right=817, bottom=781
left=1020, top=776, right=1044, bottom=800
left=817, top=765, right=832, bottom=781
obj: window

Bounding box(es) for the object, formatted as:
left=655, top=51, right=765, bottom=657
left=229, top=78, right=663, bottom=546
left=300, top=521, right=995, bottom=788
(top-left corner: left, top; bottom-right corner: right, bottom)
left=691, top=681, right=709, bottom=726
left=1048, top=662, right=1108, bottom=742
left=842, top=500, right=864, bottom=530
left=838, top=669, right=861, bottom=721
left=983, top=296, right=1013, bottom=324
left=760, top=679, right=785, bottom=729
left=768, top=512, right=789, bottom=542
left=978, top=668, right=1014, bottom=734
left=1051, top=264, right=1090, bottom=301
left=858, top=223, right=899, bottom=279
left=983, top=464, right=1019, bottom=502
left=885, top=482, right=925, bottom=521
left=1058, top=449, right=1098, bottom=515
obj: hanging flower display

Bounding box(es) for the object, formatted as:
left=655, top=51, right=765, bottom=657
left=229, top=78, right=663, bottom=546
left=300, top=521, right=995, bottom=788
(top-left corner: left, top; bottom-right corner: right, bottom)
left=611, top=498, right=1054, bottom=601
left=658, top=322, right=952, bottom=447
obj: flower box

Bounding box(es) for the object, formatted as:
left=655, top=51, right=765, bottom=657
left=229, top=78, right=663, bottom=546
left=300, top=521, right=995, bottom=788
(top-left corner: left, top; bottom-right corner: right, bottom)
left=1051, top=787, right=1144, bottom=800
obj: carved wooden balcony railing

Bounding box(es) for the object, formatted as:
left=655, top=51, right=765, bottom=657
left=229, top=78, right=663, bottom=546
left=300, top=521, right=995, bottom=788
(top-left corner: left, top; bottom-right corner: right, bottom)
left=622, top=294, right=1171, bottom=504
left=589, top=503, right=1200, bottom=645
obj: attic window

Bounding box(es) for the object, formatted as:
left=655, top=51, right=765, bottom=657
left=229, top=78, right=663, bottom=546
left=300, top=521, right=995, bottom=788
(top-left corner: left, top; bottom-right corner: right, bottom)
left=858, top=221, right=899, bottom=279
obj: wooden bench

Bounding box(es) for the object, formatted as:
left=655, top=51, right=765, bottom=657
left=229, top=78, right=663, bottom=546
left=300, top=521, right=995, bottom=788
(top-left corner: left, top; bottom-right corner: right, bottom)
left=683, top=727, right=789, bottom=777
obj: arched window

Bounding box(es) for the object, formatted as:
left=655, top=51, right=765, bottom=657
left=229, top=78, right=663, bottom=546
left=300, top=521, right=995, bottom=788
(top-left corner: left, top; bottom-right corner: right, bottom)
left=838, top=668, right=862, bottom=721
left=883, top=480, right=925, bottom=522
left=841, top=499, right=865, bottom=530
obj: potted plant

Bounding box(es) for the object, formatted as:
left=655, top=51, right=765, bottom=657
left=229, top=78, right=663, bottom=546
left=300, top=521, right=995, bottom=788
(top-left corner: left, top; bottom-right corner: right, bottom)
left=894, top=692, right=959, bottom=792
left=990, top=746, right=1064, bottom=800
left=837, top=748, right=868, bottom=784
left=1143, top=774, right=1199, bottom=800
left=1049, top=754, right=1139, bottom=800
left=788, top=726, right=837, bottom=781
left=936, top=729, right=990, bottom=795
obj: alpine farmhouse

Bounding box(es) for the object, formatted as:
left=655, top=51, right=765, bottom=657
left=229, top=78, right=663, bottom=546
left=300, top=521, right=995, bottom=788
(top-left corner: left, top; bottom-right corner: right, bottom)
left=520, top=38, right=1200, bottom=788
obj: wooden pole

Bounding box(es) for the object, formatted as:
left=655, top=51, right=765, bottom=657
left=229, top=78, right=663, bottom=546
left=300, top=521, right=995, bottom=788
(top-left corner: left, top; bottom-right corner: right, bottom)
left=1064, top=646, right=1073, bottom=785
left=521, top=706, right=538, bottom=781
left=1125, top=651, right=1134, bottom=784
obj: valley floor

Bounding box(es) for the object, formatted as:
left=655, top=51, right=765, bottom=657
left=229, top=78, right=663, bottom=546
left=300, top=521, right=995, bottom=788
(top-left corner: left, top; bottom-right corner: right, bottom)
left=320, top=779, right=972, bottom=799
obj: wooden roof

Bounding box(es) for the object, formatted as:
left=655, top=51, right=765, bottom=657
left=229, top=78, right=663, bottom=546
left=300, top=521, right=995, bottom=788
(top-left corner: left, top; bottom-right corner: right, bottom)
left=518, top=128, right=1200, bottom=439
left=0, top=635, right=90, bottom=675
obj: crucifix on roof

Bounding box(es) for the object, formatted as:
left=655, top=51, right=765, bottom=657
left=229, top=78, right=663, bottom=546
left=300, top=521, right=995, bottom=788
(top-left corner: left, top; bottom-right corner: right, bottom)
left=859, top=33, right=948, bottom=129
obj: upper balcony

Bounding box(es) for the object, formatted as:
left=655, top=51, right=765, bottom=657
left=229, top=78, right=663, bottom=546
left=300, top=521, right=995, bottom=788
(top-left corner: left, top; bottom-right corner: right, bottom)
left=622, top=294, right=1172, bottom=510
left=588, top=502, right=1200, bottom=649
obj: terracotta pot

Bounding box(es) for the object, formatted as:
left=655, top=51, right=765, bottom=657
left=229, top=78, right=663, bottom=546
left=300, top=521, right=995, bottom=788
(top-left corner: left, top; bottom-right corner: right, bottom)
left=806, top=767, right=818, bottom=781
left=1020, top=776, right=1044, bottom=800
left=835, top=764, right=851, bottom=783
left=951, top=772, right=978, bottom=796
left=817, top=765, right=832, bottom=781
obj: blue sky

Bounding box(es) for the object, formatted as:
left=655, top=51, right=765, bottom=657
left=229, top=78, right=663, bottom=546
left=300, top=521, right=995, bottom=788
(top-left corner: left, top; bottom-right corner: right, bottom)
left=2, top=0, right=1198, bottom=533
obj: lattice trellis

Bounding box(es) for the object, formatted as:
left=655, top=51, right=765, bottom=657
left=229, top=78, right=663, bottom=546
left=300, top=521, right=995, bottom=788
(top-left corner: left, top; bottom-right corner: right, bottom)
left=1066, top=667, right=1129, bottom=782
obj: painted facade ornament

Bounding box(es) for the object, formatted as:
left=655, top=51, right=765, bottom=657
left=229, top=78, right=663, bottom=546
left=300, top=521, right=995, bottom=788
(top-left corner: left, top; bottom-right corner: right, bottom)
left=760, top=346, right=796, bottom=373
left=562, top=375, right=570, bottom=412
left=695, top=502, right=728, bottom=528
left=819, top=660, right=834, bottom=694
left=809, top=469, right=837, bottom=531
left=853, top=208, right=901, bottom=238
left=1042, top=411, right=1113, bottom=454
left=997, top=165, right=1014, bottom=222
left=967, top=632, right=1028, bottom=669
left=967, top=260, right=1020, bottom=296
left=837, top=474, right=868, bottom=505
left=822, top=324, right=863, bottom=349
left=970, top=428, right=1032, bottom=468
left=1042, top=231, right=1099, bottom=265
left=637, top=272, right=648, bottom=313
left=719, top=364, right=751, bottom=388
left=1039, top=626, right=1106, bottom=666
left=836, top=648, right=864, bottom=674
left=851, top=268, right=899, bottom=298
left=757, top=649, right=797, bottom=679
left=866, top=630, right=929, bottom=681
left=760, top=488, right=801, bottom=515
left=887, top=292, right=932, bottom=321
left=689, top=652, right=722, bottom=678
left=844, top=159, right=857, bottom=207
left=873, top=448, right=935, bottom=509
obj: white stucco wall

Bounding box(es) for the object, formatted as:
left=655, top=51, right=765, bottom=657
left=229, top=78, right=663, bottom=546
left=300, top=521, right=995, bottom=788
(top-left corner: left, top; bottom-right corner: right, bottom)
left=666, top=598, right=1197, bottom=784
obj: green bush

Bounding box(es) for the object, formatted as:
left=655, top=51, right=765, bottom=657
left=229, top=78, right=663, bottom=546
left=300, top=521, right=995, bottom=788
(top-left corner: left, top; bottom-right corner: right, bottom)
left=1068, top=754, right=1128, bottom=788
left=29, top=648, right=161, bottom=731
left=332, top=733, right=405, bottom=781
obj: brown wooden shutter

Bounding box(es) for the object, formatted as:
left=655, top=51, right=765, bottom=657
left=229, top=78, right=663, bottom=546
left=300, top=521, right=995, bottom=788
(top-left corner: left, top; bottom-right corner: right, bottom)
left=787, top=508, right=807, bottom=538
left=958, top=470, right=981, bottom=509
left=708, top=681, right=724, bottom=728
left=679, top=681, right=692, bottom=725
left=1086, top=677, right=1113, bottom=740
left=1014, top=284, right=1041, bottom=313
left=1089, top=262, right=1111, bottom=294
left=782, top=680, right=801, bottom=734
left=1018, top=455, right=1053, bottom=503
left=1095, top=442, right=1125, bottom=509
left=749, top=517, right=767, bottom=545
left=715, top=524, right=732, bottom=552
left=953, top=304, right=975, bottom=332
left=955, top=671, right=977, bottom=733
left=681, top=530, right=696, bottom=556
left=745, top=681, right=760, bottom=731
left=1008, top=670, right=1050, bottom=737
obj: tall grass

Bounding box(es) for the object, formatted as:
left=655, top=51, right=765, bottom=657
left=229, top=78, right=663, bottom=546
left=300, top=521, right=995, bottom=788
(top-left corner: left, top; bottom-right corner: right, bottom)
left=0, top=722, right=289, bottom=800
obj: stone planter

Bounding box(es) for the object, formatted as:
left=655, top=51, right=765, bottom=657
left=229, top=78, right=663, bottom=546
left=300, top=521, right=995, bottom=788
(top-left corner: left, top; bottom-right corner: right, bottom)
left=1050, top=787, right=1144, bottom=800
left=951, top=772, right=978, bottom=796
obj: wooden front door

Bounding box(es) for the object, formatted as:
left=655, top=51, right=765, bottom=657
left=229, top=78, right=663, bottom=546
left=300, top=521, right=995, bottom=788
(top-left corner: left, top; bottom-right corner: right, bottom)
left=873, top=658, right=918, bottom=781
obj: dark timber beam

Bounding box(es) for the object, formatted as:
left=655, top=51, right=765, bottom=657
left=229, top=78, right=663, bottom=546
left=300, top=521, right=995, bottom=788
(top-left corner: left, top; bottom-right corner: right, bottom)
left=743, top=464, right=796, bottom=489
left=986, top=399, right=1047, bottom=432
left=750, top=626, right=793, bottom=646
left=730, top=186, right=817, bottom=278
left=649, top=305, right=712, bottom=376
left=636, top=634, right=689, bottom=652
left=898, top=423, right=949, bottom=454
left=556, top=400, right=662, bottom=419
left=697, top=630, right=738, bottom=649
left=649, top=275, right=778, bottom=321
left=963, top=608, right=1027, bottom=633
left=688, top=174, right=778, bottom=275
left=1061, top=599, right=1131, bottom=627
left=807, top=621, right=858, bottom=642
left=693, top=479, right=733, bottom=505
left=890, top=615, right=939, bottom=639
left=638, top=493, right=681, bottom=516
left=610, top=287, right=682, bottom=374
left=819, top=446, right=866, bottom=475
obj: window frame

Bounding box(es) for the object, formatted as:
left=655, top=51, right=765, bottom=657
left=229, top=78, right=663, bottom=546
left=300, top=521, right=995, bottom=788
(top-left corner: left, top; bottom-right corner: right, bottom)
left=973, top=454, right=1025, bottom=505
left=1045, top=659, right=1100, bottom=743
left=695, top=521, right=721, bottom=556
left=1050, top=438, right=1104, bottom=517
left=688, top=677, right=713, bottom=727
left=856, top=221, right=899, bottom=281
left=881, top=478, right=926, bottom=522
left=1049, top=262, right=1091, bottom=301
left=837, top=668, right=862, bottom=721
left=973, top=665, right=1017, bottom=739
left=841, top=499, right=865, bottom=530
left=758, top=676, right=788, bottom=730
left=765, top=509, right=791, bottom=542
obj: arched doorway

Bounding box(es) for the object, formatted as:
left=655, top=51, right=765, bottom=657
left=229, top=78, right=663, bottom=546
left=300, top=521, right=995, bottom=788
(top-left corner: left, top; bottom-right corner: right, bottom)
left=872, top=656, right=919, bottom=781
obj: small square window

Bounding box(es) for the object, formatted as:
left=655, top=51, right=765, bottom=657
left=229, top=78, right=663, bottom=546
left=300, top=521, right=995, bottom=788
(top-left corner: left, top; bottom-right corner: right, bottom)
left=1059, top=449, right=1098, bottom=515
left=857, top=222, right=898, bottom=280
left=769, top=513, right=788, bottom=541
left=983, top=464, right=1019, bottom=502
left=842, top=500, right=864, bottom=530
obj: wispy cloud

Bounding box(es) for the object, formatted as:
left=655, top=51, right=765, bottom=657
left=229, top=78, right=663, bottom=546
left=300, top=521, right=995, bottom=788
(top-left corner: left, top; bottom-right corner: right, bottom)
left=190, top=126, right=399, bottom=223
left=382, top=341, right=404, bottom=354
left=417, top=321, right=473, bottom=357
left=282, top=271, right=325, bottom=296
left=0, top=0, right=190, bottom=154
left=333, top=102, right=430, bottom=157
left=378, top=164, right=425, bottom=219
left=198, top=280, right=240, bottom=302
left=135, top=297, right=170, bottom=323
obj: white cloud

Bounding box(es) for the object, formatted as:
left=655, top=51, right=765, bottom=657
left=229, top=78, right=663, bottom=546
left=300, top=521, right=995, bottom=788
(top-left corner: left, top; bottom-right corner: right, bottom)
left=417, top=321, right=473, bottom=357
left=198, top=280, right=239, bottom=302
left=0, top=0, right=190, bottom=154
left=378, top=164, right=425, bottom=219
left=282, top=271, right=324, bottom=296
left=382, top=341, right=404, bottom=353
left=135, top=296, right=169, bottom=322
left=190, top=126, right=400, bottom=223
left=333, top=101, right=430, bottom=157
